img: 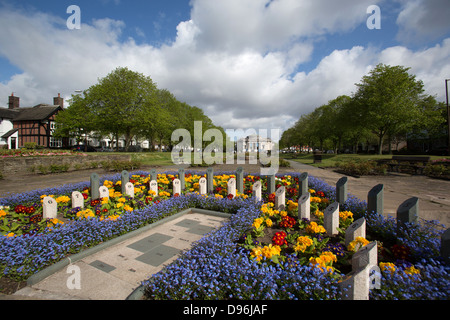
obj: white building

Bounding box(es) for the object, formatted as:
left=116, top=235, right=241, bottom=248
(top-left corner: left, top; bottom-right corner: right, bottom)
left=0, top=108, right=19, bottom=149
left=237, top=134, right=274, bottom=153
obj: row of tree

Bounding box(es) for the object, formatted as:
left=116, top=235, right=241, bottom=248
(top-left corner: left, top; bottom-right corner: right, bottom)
left=54, top=67, right=225, bottom=151
left=280, top=64, right=447, bottom=154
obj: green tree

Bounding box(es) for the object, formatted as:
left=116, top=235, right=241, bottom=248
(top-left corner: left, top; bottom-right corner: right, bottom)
left=353, top=63, right=425, bottom=154
left=87, top=67, right=158, bottom=151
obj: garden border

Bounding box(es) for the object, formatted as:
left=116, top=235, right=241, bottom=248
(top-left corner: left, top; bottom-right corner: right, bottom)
left=26, top=207, right=232, bottom=290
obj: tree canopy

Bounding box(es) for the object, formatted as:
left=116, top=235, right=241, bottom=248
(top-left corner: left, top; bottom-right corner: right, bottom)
left=55, top=67, right=224, bottom=151
left=280, top=63, right=446, bottom=154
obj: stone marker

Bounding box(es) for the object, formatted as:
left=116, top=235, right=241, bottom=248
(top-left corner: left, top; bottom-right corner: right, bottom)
left=199, top=177, right=207, bottom=195
left=345, top=217, right=366, bottom=246
left=397, top=197, right=419, bottom=226
left=252, top=180, right=262, bottom=203
left=275, top=186, right=286, bottom=211
left=43, top=196, right=57, bottom=219
left=227, top=177, right=236, bottom=198
left=206, top=168, right=214, bottom=193
left=298, top=193, right=310, bottom=220
left=441, top=228, right=450, bottom=265
left=71, top=191, right=84, bottom=209
left=149, top=180, right=158, bottom=196
left=267, top=174, right=275, bottom=194
left=339, top=264, right=372, bottom=300
left=336, top=177, right=348, bottom=205
left=121, top=170, right=130, bottom=194
left=173, top=178, right=181, bottom=196
left=125, top=182, right=134, bottom=198
left=299, top=172, right=308, bottom=196
left=367, top=184, right=384, bottom=215
left=150, top=169, right=157, bottom=183
left=351, top=241, right=377, bottom=270
left=324, top=202, right=339, bottom=236
left=236, top=167, right=244, bottom=194
left=340, top=241, right=378, bottom=300
left=99, top=186, right=109, bottom=199
left=90, top=173, right=100, bottom=200
left=178, top=168, right=185, bottom=190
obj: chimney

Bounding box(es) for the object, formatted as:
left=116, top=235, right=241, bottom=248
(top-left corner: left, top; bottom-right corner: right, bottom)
left=8, top=93, right=19, bottom=109
left=53, top=93, right=64, bottom=109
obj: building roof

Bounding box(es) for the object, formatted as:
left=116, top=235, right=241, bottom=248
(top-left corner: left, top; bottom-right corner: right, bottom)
left=0, top=108, right=20, bottom=119
left=10, top=104, right=62, bottom=121
left=1, top=128, right=18, bottom=139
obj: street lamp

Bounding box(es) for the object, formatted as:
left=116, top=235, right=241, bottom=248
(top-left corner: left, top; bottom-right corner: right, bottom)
left=446, top=79, right=450, bottom=156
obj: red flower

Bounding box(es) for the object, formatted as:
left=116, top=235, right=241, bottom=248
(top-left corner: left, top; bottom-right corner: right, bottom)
left=391, top=244, right=410, bottom=260
left=227, top=194, right=234, bottom=199
left=82, top=193, right=88, bottom=200
left=279, top=216, right=296, bottom=229
left=174, top=193, right=180, bottom=197
left=272, top=231, right=287, bottom=246
left=316, top=191, right=325, bottom=198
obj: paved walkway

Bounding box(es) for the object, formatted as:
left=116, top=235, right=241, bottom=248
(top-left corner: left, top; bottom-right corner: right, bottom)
left=7, top=210, right=229, bottom=300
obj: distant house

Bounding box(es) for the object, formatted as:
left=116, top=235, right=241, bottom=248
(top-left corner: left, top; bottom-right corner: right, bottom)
left=0, top=93, right=65, bottom=149
left=237, top=134, right=274, bottom=153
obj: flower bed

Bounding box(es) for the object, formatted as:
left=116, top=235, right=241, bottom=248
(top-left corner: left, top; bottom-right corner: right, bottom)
left=0, top=149, right=86, bottom=158
left=0, top=171, right=449, bottom=299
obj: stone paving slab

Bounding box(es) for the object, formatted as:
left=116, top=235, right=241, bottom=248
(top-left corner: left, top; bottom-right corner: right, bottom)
left=12, top=211, right=229, bottom=300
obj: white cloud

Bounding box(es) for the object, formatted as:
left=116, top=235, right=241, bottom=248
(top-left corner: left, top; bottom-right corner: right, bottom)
left=0, top=0, right=449, bottom=139
left=396, top=0, right=450, bottom=44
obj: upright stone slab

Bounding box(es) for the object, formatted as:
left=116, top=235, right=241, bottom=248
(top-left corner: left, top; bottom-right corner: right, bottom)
left=236, top=167, right=244, bottom=194
left=90, top=173, right=100, bottom=200
left=336, top=177, right=348, bottom=205
left=178, top=168, right=185, bottom=190
left=173, top=178, right=181, bottom=196
left=267, top=175, right=275, bottom=194
left=275, top=186, right=286, bottom=211
left=340, top=241, right=378, bottom=300
left=199, top=177, right=207, bottom=195
left=149, top=180, right=158, bottom=196
left=227, top=178, right=236, bottom=198
left=43, top=196, right=57, bottom=219
left=121, top=170, right=130, bottom=194
left=298, top=193, right=310, bottom=220
left=441, top=228, right=450, bottom=265
left=368, top=184, right=384, bottom=215
left=345, top=217, right=366, bottom=246
left=99, top=186, right=109, bottom=199
left=339, top=264, right=372, bottom=300
left=125, top=182, right=134, bottom=198
left=351, top=241, right=377, bottom=271
left=299, top=172, right=308, bottom=196
left=324, top=202, right=339, bottom=236
left=71, top=191, right=84, bottom=209
left=397, top=197, right=419, bottom=226
left=252, top=180, right=262, bottom=203
left=206, top=168, right=214, bottom=193
left=150, top=169, right=157, bottom=183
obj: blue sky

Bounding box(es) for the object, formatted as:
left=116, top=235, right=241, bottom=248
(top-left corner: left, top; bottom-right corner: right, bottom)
left=0, top=0, right=449, bottom=134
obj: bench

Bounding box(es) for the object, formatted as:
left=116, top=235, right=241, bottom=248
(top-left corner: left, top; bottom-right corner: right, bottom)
left=379, top=156, right=430, bottom=175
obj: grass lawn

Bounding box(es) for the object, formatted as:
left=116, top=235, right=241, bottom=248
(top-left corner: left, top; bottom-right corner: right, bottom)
left=280, top=152, right=450, bottom=168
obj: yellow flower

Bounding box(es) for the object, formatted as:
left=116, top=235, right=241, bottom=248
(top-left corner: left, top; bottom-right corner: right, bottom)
left=347, top=237, right=370, bottom=252
left=305, top=221, right=326, bottom=234
left=339, top=211, right=353, bottom=221
left=294, top=236, right=314, bottom=253
left=310, top=196, right=322, bottom=203
left=101, top=197, right=109, bottom=205
left=215, top=194, right=223, bottom=199
left=261, top=244, right=281, bottom=259
left=55, top=195, right=70, bottom=203
left=265, top=218, right=273, bottom=227
left=309, top=252, right=337, bottom=273
left=308, top=189, right=315, bottom=194
left=404, top=265, right=420, bottom=276
left=118, top=197, right=127, bottom=203
left=380, top=262, right=396, bottom=274
left=250, top=246, right=263, bottom=262
left=6, top=232, right=15, bottom=238
left=76, top=209, right=95, bottom=219
left=0, top=210, right=7, bottom=217
left=252, top=217, right=264, bottom=229
left=314, top=210, right=324, bottom=218
left=116, top=203, right=124, bottom=209
left=123, top=204, right=133, bottom=212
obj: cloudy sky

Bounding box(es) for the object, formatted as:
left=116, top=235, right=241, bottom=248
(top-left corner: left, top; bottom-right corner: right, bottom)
left=0, top=0, right=449, bottom=140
